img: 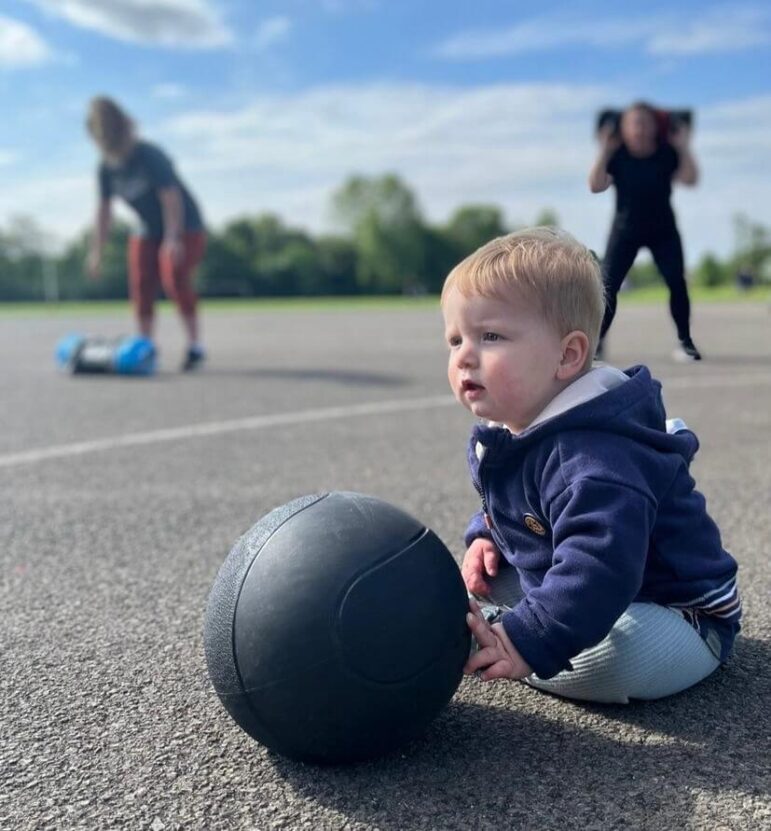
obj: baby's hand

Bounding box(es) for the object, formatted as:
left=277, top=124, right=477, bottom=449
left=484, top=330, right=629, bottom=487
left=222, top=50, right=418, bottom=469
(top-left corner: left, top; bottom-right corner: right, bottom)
left=461, top=537, right=500, bottom=597
left=464, top=599, right=532, bottom=681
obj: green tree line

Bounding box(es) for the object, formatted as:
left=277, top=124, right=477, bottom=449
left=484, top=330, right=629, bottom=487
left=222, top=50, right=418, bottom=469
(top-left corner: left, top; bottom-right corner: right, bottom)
left=1, top=174, right=769, bottom=301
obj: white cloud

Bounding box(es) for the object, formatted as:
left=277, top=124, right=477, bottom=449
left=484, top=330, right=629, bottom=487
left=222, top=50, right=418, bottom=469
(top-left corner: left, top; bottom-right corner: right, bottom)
left=253, top=16, right=292, bottom=52
left=152, top=82, right=188, bottom=99
left=667, top=95, right=771, bottom=260
left=0, top=173, right=92, bottom=244
left=0, top=149, right=21, bottom=166
left=0, top=14, right=55, bottom=67
left=24, top=0, right=232, bottom=48
left=647, top=7, right=771, bottom=55
left=161, top=82, right=605, bottom=183
left=433, top=6, right=771, bottom=59
left=157, top=81, right=619, bottom=249
left=434, top=17, right=649, bottom=60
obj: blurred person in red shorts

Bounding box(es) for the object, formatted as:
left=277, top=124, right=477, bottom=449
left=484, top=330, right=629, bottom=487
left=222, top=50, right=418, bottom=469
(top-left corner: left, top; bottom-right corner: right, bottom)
left=86, top=96, right=207, bottom=371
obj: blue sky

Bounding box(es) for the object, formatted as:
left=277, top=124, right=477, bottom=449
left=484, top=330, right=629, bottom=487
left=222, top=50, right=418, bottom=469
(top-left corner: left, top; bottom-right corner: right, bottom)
left=2, top=0, right=770, bottom=263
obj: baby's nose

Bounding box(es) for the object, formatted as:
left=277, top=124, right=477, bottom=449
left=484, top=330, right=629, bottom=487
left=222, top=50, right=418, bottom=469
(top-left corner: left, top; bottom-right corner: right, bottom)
left=456, top=344, right=477, bottom=367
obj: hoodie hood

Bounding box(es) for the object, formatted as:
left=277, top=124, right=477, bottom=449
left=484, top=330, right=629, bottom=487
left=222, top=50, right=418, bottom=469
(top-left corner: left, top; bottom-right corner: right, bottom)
left=472, top=365, right=699, bottom=466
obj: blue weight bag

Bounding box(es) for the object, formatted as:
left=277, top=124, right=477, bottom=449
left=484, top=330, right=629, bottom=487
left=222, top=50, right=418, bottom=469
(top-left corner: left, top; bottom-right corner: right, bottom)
left=55, top=334, right=157, bottom=376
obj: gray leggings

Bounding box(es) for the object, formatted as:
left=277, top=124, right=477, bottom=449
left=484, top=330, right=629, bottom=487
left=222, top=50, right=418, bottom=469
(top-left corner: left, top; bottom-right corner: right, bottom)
left=480, top=565, right=720, bottom=704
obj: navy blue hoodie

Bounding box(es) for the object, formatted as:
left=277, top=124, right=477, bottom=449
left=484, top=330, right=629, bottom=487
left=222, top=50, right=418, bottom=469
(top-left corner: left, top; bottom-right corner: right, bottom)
left=465, top=366, right=740, bottom=680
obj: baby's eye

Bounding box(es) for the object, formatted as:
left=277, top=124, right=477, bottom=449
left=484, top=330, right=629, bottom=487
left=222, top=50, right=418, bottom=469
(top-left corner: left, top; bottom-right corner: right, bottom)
left=447, top=335, right=462, bottom=348
left=482, top=332, right=502, bottom=342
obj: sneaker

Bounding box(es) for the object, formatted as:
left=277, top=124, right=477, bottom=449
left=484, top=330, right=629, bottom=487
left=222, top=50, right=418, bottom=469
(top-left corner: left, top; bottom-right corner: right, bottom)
left=673, top=338, right=702, bottom=362
left=181, top=345, right=206, bottom=371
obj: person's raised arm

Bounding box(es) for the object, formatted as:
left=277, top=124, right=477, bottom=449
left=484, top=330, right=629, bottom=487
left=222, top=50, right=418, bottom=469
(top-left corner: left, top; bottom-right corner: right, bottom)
left=87, top=198, right=111, bottom=279
left=588, top=126, right=620, bottom=193
left=671, top=126, right=699, bottom=186
left=158, top=185, right=185, bottom=266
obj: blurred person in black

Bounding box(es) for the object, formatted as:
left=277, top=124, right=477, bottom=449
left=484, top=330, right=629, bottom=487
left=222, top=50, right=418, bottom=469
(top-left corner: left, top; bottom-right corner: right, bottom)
left=589, top=102, right=701, bottom=361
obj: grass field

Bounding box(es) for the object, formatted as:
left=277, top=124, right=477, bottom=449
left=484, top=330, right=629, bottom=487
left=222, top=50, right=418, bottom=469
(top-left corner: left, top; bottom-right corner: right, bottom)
left=0, top=284, right=769, bottom=317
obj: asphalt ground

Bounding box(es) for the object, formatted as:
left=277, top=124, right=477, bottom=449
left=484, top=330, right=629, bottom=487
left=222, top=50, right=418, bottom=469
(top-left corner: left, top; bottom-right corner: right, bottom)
left=2, top=299, right=770, bottom=831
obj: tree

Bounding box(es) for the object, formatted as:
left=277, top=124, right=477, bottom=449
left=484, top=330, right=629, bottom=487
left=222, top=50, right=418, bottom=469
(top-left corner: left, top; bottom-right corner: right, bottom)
left=316, top=236, right=358, bottom=295
left=444, top=205, right=507, bottom=256
left=332, top=174, right=427, bottom=293
left=733, top=213, right=771, bottom=282
left=187, top=213, right=360, bottom=298
left=196, top=234, right=253, bottom=297
left=532, top=208, right=560, bottom=228
left=422, top=227, right=458, bottom=294
left=693, top=253, right=728, bottom=288
left=56, top=223, right=130, bottom=300
left=0, top=215, right=55, bottom=301
left=208, top=214, right=312, bottom=296
left=7, top=173, right=770, bottom=302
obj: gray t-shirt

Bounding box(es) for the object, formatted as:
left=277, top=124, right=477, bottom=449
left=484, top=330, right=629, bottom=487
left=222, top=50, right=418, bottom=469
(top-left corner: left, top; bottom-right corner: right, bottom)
left=98, top=140, right=203, bottom=240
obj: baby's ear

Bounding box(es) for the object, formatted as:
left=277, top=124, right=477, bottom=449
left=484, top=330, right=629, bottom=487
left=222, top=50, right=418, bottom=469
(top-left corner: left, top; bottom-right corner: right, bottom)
left=557, top=330, right=590, bottom=380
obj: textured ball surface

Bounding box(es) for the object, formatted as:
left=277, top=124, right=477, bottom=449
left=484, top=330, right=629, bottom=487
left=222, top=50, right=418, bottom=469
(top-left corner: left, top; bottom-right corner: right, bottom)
left=203, top=492, right=470, bottom=763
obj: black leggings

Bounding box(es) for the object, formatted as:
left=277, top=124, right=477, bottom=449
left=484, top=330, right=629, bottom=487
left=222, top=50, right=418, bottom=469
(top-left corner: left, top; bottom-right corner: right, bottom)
left=600, top=221, right=691, bottom=342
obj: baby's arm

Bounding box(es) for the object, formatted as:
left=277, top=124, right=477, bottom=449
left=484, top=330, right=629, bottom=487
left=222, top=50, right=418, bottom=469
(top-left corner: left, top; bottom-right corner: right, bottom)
left=502, top=478, right=655, bottom=679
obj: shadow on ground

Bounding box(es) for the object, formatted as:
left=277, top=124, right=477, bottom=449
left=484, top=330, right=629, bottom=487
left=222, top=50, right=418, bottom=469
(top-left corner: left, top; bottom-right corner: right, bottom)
left=267, top=636, right=769, bottom=830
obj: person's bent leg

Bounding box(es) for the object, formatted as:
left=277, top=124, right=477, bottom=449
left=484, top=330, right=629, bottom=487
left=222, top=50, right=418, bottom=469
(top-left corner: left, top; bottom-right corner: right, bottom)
left=650, top=227, right=691, bottom=342
left=600, top=225, right=641, bottom=343
left=159, top=231, right=206, bottom=340
left=159, top=231, right=207, bottom=368
left=525, top=603, right=720, bottom=704
left=128, top=236, right=161, bottom=338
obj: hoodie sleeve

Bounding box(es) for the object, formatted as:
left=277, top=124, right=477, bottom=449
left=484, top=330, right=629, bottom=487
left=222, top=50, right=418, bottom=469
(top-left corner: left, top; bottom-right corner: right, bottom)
left=500, top=477, right=656, bottom=679
left=464, top=510, right=493, bottom=548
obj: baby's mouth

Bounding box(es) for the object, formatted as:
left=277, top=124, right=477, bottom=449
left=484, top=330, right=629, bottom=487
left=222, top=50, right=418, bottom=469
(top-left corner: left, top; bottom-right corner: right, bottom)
left=461, top=380, right=484, bottom=393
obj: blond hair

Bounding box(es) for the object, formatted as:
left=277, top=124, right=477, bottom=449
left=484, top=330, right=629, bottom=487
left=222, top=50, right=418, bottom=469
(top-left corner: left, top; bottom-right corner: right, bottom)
left=86, top=96, right=136, bottom=162
left=441, top=227, right=605, bottom=362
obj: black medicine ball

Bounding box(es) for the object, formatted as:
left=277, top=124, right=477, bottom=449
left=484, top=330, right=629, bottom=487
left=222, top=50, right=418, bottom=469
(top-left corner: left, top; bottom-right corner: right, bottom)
left=203, top=492, right=470, bottom=763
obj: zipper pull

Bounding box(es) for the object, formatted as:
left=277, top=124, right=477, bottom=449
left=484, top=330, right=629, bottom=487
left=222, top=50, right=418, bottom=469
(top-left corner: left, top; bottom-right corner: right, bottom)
left=483, top=512, right=492, bottom=530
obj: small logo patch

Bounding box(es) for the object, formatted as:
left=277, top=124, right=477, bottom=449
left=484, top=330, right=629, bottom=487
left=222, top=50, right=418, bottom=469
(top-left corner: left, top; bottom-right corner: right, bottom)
left=524, top=514, right=547, bottom=536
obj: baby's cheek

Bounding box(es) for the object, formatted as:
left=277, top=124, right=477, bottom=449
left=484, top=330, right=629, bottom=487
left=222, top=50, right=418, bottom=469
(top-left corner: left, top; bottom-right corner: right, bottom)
left=487, top=366, right=513, bottom=398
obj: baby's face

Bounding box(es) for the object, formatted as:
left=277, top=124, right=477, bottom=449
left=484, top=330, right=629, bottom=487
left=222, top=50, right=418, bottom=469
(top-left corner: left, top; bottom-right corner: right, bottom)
left=442, top=287, right=565, bottom=434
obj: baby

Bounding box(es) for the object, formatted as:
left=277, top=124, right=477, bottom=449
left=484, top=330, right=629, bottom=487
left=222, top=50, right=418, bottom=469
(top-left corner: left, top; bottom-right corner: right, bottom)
left=441, top=227, right=740, bottom=703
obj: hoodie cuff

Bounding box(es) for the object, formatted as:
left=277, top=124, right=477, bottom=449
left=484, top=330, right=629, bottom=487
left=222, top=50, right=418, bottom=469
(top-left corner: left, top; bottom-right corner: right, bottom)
left=500, top=604, right=573, bottom=680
